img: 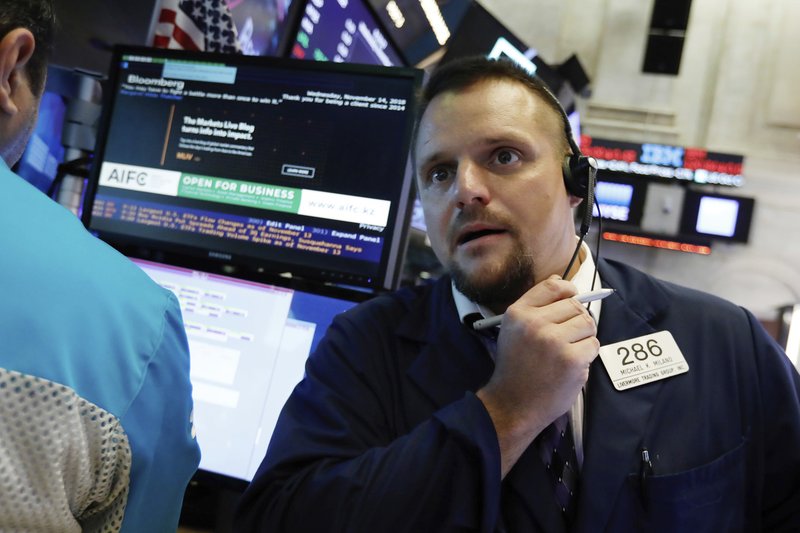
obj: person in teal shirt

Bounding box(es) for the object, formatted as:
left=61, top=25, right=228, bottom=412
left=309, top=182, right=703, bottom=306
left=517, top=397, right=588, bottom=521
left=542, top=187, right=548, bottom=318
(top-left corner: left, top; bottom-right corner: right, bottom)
left=0, top=1, right=200, bottom=531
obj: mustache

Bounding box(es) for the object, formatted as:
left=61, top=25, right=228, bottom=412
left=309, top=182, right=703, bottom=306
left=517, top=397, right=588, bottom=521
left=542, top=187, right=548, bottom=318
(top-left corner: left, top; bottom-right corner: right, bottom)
left=446, top=209, right=516, bottom=245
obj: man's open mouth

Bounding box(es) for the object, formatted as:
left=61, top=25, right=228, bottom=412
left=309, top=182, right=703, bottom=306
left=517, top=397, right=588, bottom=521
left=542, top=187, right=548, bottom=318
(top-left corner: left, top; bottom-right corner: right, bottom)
left=458, top=228, right=505, bottom=245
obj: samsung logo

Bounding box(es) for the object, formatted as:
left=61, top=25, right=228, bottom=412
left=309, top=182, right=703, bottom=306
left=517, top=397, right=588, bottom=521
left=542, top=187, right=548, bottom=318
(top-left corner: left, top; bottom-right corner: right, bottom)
left=208, top=251, right=233, bottom=261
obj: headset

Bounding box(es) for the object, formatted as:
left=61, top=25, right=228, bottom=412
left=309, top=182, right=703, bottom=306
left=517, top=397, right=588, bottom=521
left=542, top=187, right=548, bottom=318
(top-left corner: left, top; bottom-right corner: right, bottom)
left=551, top=100, right=598, bottom=277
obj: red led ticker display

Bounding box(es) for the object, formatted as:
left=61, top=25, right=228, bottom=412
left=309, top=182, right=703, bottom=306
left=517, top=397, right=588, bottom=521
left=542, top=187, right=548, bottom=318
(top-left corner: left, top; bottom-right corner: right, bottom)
left=602, top=231, right=712, bottom=255
left=580, top=135, right=744, bottom=187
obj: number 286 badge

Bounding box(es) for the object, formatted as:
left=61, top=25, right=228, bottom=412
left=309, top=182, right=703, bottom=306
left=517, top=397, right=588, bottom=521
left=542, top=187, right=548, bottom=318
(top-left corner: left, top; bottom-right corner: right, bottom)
left=598, top=331, right=689, bottom=391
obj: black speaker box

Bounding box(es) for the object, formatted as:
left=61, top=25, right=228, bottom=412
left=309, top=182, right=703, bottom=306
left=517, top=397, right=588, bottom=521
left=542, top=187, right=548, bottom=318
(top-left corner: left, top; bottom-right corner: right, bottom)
left=649, top=0, right=692, bottom=30
left=642, top=34, right=685, bottom=75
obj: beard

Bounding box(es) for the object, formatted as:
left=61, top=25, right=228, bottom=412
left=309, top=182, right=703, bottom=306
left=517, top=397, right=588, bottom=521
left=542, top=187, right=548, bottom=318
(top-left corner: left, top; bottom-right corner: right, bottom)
left=447, top=238, right=536, bottom=311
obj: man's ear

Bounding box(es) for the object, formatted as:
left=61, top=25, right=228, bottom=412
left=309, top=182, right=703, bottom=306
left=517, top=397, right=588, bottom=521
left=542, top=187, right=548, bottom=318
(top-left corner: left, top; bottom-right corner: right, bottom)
left=0, top=28, right=36, bottom=115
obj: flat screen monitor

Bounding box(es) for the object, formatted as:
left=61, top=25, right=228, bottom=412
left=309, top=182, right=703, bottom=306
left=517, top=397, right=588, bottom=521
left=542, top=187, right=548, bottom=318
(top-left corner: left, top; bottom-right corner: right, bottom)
left=289, top=0, right=405, bottom=66
left=82, top=45, right=422, bottom=291
left=592, top=174, right=647, bottom=227
left=679, top=189, right=755, bottom=243
left=132, top=258, right=363, bottom=483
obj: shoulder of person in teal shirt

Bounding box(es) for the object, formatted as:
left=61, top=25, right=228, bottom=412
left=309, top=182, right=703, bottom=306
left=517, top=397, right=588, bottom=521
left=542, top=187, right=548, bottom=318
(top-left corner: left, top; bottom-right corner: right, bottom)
left=0, top=161, right=201, bottom=531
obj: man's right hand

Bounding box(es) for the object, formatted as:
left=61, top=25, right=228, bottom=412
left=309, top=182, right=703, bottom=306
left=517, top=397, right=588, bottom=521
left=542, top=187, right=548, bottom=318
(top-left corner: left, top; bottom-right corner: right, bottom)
left=476, top=276, right=599, bottom=477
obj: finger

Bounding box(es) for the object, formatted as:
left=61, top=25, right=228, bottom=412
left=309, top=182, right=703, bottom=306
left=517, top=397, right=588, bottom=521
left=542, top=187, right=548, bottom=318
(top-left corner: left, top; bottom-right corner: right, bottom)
left=566, top=336, right=601, bottom=366
left=517, top=277, right=578, bottom=308
left=507, top=294, right=592, bottom=330
left=559, top=311, right=598, bottom=343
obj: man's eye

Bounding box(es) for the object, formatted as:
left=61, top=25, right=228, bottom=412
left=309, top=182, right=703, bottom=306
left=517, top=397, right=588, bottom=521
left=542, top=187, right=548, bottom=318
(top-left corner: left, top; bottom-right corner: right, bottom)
left=429, top=167, right=451, bottom=182
left=494, top=150, right=520, bottom=165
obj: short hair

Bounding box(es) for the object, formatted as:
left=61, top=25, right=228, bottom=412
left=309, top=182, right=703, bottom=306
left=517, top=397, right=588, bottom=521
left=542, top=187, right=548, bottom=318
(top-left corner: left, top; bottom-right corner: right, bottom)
left=412, top=56, right=577, bottom=163
left=0, top=0, right=56, bottom=95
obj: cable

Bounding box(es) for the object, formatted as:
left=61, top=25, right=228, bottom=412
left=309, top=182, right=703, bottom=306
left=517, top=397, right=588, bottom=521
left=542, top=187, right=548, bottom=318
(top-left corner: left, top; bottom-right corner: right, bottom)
left=562, top=188, right=603, bottom=313
left=562, top=234, right=585, bottom=279
left=586, top=202, right=603, bottom=314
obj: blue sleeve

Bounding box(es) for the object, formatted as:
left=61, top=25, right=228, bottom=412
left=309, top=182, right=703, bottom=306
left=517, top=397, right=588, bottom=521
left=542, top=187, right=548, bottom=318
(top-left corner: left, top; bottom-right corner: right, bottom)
left=119, top=292, right=201, bottom=533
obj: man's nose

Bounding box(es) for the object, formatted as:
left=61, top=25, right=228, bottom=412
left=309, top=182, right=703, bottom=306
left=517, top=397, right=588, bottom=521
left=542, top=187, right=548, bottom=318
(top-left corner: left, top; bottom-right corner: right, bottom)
left=454, top=162, right=491, bottom=209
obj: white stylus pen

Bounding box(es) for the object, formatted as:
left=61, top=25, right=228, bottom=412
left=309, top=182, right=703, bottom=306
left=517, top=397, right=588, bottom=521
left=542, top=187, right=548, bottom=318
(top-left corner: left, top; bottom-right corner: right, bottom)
left=472, top=288, right=616, bottom=331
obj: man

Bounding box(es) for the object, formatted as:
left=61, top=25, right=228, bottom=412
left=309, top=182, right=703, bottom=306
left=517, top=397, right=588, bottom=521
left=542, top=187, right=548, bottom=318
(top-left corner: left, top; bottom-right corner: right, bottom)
left=0, top=1, right=200, bottom=531
left=236, top=57, right=800, bottom=532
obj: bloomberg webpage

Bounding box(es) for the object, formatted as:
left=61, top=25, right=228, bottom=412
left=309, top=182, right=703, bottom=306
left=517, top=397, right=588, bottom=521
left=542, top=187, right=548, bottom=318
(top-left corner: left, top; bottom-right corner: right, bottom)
left=89, top=53, right=415, bottom=288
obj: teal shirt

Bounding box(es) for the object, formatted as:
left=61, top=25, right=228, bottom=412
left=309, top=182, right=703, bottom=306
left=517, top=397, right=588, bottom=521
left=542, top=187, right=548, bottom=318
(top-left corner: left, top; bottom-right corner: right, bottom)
left=0, top=161, right=200, bottom=531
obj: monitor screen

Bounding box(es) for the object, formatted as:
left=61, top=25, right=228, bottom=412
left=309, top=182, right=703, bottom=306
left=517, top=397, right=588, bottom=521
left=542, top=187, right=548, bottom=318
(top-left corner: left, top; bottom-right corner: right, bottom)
left=592, top=174, right=647, bottom=226
left=289, top=0, right=405, bottom=66
left=132, top=258, right=362, bottom=482
left=82, top=45, right=422, bottom=291
left=679, top=189, right=755, bottom=243
left=594, top=181, right=634, bottom=222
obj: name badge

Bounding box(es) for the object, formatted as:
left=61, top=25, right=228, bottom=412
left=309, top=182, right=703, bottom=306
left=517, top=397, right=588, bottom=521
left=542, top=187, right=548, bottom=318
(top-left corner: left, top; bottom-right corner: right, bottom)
left=598, top=331, right=689, bottom=391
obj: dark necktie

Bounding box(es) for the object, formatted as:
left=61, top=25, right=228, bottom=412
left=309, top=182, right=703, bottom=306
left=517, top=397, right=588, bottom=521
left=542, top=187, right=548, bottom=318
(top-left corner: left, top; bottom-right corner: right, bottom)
left=537, top=413, right=579, bottom=524
left=466, top=314, right=580, bottom=521
left=465, top=313, right=500, bottom=343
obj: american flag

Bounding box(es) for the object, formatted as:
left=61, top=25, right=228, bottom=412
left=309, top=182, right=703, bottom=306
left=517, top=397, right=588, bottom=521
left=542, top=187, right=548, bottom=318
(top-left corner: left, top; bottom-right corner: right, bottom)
left=152, top=0, right=242, bottom=53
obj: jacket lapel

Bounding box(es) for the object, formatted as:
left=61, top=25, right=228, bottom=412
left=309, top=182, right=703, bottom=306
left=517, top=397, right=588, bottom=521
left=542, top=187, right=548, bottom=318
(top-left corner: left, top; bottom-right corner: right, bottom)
left=574, top=259, right=672, bottom=531
left=402, top=277, right=495, bottom=411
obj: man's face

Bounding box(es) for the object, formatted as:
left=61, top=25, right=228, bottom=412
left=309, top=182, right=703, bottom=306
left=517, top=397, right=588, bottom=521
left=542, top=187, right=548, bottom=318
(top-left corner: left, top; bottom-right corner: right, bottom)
left=414, top=79, right=580, bottom=311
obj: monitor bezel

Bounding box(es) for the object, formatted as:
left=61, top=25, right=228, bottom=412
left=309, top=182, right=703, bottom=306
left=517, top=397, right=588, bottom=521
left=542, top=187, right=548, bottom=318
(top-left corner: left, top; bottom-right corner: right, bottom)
left=678, top=188, right=755, bottom=244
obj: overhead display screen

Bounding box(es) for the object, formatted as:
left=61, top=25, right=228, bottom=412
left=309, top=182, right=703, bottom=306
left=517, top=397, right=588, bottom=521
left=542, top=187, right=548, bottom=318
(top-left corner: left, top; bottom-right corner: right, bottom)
left=580, top=135, right=745, bottom=187
left=290, top=0, right=405, bottom=66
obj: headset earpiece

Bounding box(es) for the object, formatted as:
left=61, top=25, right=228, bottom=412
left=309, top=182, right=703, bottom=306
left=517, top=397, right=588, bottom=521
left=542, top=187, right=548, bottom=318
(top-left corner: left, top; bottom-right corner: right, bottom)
left=562, top=153, right=598, bottom=236
left=562, top=153, right=595, bottom=200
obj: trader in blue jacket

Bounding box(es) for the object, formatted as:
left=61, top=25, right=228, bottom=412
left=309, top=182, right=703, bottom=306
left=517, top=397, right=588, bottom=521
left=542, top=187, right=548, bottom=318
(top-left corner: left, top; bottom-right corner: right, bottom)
left=0, top=1, right=200, bottom=530
left=236, top=56, right=800, bottom=532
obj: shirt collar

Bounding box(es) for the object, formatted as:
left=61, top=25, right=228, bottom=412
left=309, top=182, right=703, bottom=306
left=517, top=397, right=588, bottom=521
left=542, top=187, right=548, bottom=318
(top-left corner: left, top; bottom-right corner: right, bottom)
left=453, top=239, right=604, bottom=325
